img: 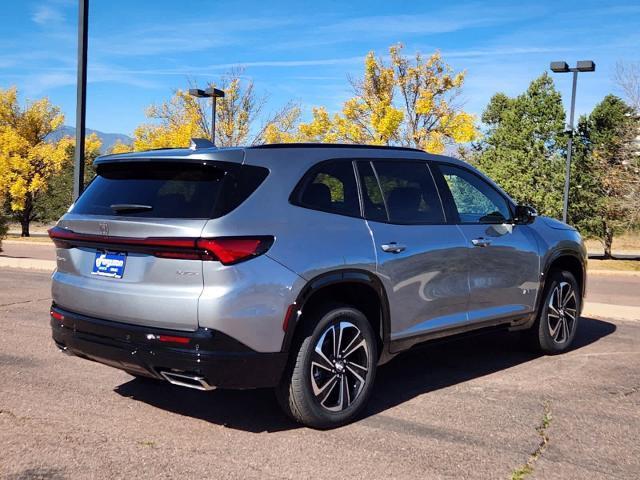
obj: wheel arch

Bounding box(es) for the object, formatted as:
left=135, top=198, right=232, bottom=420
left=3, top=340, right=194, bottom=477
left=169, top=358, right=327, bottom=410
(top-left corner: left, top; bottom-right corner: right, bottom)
left=540, top=250, right=586, bottom=313
left=281, top=269, right=391, bottom=363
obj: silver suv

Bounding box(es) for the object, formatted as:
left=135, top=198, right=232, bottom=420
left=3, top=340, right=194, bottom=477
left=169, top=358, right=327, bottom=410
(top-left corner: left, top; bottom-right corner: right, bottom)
left=49, top=142, right=586, bottom=428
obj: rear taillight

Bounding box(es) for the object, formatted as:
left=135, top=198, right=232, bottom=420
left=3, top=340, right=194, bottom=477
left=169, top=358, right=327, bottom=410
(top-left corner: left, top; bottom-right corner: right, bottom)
left=196, top=238, right=270, bottom=265
left=50, top=308, right=64, bottom=322
left=48, top=227, right=273, bottom=265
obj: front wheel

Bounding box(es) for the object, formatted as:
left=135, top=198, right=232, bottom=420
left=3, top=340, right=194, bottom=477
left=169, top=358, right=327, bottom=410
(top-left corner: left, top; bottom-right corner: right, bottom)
left=528, top=270, right=581, bottom=354
left=276, top=305, right=377, bottom=429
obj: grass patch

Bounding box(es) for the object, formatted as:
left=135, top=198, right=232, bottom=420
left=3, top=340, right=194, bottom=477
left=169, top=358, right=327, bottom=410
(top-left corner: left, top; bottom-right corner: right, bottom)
left=588, top=259, right=640, bottom=272
left=585, top=233, right=640, bottom=254
left=5, top=234, right=52, bottom=243
left=510, top=401, right=552, bottom=480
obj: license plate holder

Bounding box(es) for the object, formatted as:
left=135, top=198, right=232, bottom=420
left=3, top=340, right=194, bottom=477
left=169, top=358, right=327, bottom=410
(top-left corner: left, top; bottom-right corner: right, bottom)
left=91, top=251, right=127, bottom=279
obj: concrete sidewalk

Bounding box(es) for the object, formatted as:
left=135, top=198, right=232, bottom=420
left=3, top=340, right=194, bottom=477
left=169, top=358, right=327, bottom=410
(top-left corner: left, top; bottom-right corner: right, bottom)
left=0, top=256, right=56, bottom=271
left=583, top=303, right=640, bottom=321
left=1, top=240, right=56, bottom=270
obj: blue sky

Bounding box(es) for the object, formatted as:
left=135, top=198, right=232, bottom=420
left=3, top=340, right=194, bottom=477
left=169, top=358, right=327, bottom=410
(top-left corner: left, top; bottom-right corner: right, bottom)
left=1, top=0, right=639, bottom=135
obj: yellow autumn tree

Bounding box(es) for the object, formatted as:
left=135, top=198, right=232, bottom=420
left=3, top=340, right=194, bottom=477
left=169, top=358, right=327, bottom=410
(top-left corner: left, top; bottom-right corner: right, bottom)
left=131, top=70, right=300, bottom=150
left=32, top=132, right=102, bottom=225
left=0, top=87, right=74, bottom=236
left=293, top=44, right=477, bottom=153
left=109, top=139, right=133, bottom=154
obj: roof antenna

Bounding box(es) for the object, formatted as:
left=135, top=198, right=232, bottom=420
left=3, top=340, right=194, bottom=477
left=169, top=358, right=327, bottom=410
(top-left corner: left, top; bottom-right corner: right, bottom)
left=188, top=87, right=225, bottom=145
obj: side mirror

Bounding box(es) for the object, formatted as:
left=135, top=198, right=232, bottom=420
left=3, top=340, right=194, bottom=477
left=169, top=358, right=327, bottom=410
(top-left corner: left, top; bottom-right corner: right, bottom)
left=514, top=205, right=538, bottom=225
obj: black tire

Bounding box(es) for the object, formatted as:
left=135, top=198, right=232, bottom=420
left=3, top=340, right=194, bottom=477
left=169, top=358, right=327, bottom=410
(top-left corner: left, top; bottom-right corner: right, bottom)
left=528, top=270, right=581, bottom=354
left=276, top=304, right=377, bottom=429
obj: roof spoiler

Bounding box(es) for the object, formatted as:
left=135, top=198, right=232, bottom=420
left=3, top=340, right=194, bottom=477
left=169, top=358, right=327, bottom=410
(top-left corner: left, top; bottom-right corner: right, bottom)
left=190, top=138, right=216, bottom=150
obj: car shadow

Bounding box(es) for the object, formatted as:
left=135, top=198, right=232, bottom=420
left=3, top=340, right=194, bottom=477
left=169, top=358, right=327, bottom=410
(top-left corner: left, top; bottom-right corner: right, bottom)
left=114, top=317, right=615, bottom=433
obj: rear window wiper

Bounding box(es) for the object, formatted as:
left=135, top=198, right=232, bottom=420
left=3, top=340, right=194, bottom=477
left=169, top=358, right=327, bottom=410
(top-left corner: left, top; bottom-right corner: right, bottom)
left=110, top=204, right=153, bottom=213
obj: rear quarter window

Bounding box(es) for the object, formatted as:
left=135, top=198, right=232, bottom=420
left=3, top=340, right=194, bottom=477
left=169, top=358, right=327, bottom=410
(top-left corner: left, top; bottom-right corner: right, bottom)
left=71, top=162, right=267, bottom=219
left=291, top=160, right=360, bottom=217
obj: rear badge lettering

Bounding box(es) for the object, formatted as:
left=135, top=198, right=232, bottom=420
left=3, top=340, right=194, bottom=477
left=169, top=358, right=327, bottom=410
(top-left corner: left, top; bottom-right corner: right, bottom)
left=176, top=270, right=199, bottom=277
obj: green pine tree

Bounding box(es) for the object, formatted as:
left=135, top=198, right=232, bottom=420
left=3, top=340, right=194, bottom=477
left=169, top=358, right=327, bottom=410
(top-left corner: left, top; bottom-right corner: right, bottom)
left=575, top=95, right=638, bottom=257
left=473, top=73, right=566, bottom=217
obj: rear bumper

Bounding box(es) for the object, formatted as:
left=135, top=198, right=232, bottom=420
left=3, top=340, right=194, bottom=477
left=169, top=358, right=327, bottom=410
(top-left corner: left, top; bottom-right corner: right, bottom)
left=50, top=306, right=287, bottom=389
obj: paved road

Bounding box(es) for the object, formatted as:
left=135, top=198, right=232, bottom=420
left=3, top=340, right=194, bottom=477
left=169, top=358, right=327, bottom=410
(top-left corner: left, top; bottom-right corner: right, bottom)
left=587, top=275, right=640, bottom=307
left=0, top=268, right=638, bottom=479
left=1, top=241, right=56, bottom=261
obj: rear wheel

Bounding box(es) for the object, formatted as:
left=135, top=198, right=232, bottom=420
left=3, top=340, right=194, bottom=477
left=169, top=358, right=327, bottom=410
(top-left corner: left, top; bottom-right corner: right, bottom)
left=528, top=270, right=580, bottom=354
left=276, top=304, right=377, bottom=429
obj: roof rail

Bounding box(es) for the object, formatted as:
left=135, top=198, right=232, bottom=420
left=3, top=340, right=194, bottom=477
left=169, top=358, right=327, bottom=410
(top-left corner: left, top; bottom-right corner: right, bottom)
left=249, top=143, right=424, bottom=153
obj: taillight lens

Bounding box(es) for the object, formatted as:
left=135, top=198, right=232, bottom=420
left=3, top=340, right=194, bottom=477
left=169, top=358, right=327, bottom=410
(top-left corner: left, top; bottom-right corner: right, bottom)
left=197, top=238, right=271, bottom=265
left=48, top=227, right=272, bottom=265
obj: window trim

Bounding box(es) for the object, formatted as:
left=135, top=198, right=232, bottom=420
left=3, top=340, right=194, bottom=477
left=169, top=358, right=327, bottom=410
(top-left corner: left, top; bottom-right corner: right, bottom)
left=430, top=161, right=515, bottom=225
left=289, top=159, right=362, bottom=219
left=353, top=160, right=389, bottom=222
left=357, top=159, right=449, bottom=226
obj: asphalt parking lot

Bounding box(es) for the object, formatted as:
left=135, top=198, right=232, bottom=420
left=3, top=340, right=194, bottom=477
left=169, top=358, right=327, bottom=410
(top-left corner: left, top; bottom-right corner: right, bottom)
left=1, top=268, right=638, bottom=479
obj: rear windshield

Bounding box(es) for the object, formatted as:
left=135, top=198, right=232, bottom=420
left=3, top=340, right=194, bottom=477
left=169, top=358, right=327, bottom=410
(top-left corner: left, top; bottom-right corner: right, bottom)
left=71, top=162, right=268, bottom=219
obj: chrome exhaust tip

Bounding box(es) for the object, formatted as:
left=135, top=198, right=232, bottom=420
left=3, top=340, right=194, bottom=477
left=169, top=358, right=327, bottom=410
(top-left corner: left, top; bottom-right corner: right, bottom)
left=160, top=371, right=214, bottom=391
left=55, top=342, right=73, bottom=356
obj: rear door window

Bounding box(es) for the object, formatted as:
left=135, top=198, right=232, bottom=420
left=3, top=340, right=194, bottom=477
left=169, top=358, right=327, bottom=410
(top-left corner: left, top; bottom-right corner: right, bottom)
left=71, top=162, right=267, bottom=219
left=370, top=161, right=445, bottom=224
left=292, top=160, right=360, bottom=217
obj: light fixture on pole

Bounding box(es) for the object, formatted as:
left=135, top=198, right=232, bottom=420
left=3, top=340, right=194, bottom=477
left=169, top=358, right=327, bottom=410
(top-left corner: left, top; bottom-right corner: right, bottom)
left=550, top=60, right=596, bottom=223
left=188, top=87, right=225, bottom=144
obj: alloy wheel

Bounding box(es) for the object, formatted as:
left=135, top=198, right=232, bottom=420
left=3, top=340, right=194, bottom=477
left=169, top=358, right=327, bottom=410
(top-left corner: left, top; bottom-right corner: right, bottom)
left=547, top=281, right=577, bottom=344
left=310, top=321, right=370, bottom=412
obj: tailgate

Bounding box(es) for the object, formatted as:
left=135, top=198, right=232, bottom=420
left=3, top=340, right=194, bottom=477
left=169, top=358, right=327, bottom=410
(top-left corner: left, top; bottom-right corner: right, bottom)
left=51, top=217, right=206, bottom=331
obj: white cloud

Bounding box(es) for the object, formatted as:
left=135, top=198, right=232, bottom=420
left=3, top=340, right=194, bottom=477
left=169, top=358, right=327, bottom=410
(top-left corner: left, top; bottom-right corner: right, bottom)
left=32, top=4, right=65, bottom=25
left=22, top=72, right=75, bottom=94
left=92, top=16, right=299, bottom=57
left=442, top=46, right=570, bottom=59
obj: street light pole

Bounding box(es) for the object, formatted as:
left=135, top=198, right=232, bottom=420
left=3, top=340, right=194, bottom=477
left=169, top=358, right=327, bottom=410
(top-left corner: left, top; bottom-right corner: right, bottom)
left=212, top=92, right=217, bottom=144
left=73, top=0, right=88, bottom=200
left=562, top=71, right=578, bottom=224
left=188, top=87, right=225, bottom=144
left=550, top=60, right=596, bottom=224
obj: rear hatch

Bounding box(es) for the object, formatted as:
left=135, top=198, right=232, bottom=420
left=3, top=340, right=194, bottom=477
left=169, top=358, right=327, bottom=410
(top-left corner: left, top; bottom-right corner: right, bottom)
left=50, top=158, right=268, bottom=331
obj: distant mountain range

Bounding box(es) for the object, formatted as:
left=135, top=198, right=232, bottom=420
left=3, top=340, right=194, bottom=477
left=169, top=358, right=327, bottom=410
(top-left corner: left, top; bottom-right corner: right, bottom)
left=48, top=126, right=132, bottom=153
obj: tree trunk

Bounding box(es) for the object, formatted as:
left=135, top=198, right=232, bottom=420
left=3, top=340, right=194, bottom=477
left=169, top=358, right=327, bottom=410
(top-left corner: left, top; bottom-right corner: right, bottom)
left=20, top=194, right=33, bottom=237
left=20, top=214, right=30, bottom=237
left=603, top=223, right=613, bottom=259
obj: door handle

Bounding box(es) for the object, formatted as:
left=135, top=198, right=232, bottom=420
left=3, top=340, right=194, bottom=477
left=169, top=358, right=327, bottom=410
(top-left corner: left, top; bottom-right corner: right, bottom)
left=471, top=238, right=492, bottom=247
left=381, top=243, right=406, bottom=253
